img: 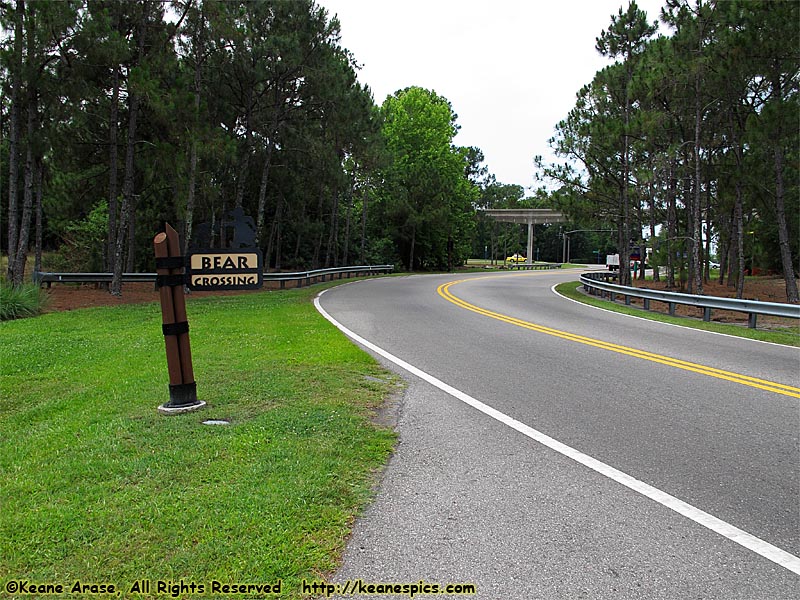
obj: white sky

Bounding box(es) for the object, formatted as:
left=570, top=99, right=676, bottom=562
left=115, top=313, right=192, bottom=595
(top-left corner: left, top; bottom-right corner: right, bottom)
left=319, top=0, right=668, bottom=191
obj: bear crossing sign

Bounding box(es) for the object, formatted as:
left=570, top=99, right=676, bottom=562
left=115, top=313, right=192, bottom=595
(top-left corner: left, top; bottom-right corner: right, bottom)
left=186, top=249, right=263, bottom=291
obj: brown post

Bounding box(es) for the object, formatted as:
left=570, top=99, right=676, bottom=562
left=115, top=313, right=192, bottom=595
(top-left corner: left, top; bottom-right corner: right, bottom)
left=154, top=223, right=204, bottom=414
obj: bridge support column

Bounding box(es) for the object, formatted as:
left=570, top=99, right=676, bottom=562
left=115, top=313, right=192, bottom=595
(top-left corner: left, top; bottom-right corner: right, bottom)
left=527, top=222, right=534, bottom=265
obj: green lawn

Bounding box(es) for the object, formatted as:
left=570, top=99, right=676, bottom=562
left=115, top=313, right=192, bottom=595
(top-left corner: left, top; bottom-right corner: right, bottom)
left=0, top=284, right=397, bottom=597
left=556, top=281, right=800, bottom=347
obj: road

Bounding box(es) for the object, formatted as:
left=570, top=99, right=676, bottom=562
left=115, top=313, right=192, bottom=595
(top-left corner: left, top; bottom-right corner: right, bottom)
left=315, top=269, right=800, bottom=599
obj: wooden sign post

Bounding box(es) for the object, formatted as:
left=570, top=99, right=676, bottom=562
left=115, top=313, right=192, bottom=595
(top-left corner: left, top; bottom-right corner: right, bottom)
left=154, top=223, right=205, bottom=414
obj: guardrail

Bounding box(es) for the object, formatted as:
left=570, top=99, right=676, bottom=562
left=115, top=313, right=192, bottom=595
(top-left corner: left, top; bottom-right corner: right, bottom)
left=506, top=262, right=562, bottom=270
left=580, top=272, right=800, bottom=328
left=34, top=265, right=394, bottom=290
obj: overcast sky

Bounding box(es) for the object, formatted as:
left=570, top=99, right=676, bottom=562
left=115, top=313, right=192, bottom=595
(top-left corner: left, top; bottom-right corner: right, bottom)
left=318, top=0, right=668, bottom=192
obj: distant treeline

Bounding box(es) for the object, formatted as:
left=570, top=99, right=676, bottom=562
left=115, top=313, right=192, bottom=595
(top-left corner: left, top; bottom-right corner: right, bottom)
left=2, top=1, right=797, bottom=302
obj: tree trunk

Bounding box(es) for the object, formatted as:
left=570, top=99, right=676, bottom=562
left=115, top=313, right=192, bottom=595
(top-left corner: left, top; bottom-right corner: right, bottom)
left=255, top=135, right=276, bottom=246
left=717, top=208, right=731, bottom=286
left=360, top=185, right=368, bottom=264
left=126, top=194, right=136, bottom=272
left=666, top=159, right=677, bottom=289
left=725, top=224, right=735, bottom=289
left=649, top=180, right=659, bottom=282
left=772, top=141, right=798, bottom=302
left=185, top=136, right=198, bottom=252
left=770, top=74, right=799, bottom=302
left=183, top=3, right=204, bottom=254
left=619, top=54, right=633, bottom=288
left=107, top=64, right=120, bottom=272
left=734, top=179, right=745, bottom=299
left=11, top=11, right=38, bottom=287
left=703, top=175, right=712, bottom=283
left=234, top=89, right=253, bottom=210
left=34, top=158, right=43, bottom=276
left=617, top=222, right=630, bottom=287
left=691, top=72, right=703, bottom=295
left=293, top=221, right=302, bottom=264
left=264, top=193, right=282, bottom=271
left=12, top=106, right=35, bottom=285
left=6, top=0, right=24, bottom=283
left=0, top=92, right=4, bottom=258
left=312, top=180, right=325, bottom=268
left=111, top=1, right=148, bottom=296
left=408, top=224, right=416, bottom=272
left=325, top=186, right=340, bottom=268
left=275, top=226, right=281, bottom=271
left=111, top=89, right=139, bottom=295
left=341, top=169, right=355, bottom=266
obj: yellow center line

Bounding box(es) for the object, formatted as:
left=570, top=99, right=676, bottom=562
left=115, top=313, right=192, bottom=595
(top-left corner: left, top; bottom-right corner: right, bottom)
left=437, top=276, right=800, bottom=399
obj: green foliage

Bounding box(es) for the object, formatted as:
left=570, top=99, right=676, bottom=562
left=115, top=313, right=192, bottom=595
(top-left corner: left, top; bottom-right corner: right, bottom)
left=376, top=87, right=478, bottom=270
left=51, top=200, right=109, bottom=272
left=541, top=0, right=799, bottom=300
left=0, top=278, right=48, bottom=321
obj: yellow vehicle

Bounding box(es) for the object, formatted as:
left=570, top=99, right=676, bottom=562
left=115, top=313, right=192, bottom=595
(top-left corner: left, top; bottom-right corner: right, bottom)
left=505, top=253, right=526, bottom=264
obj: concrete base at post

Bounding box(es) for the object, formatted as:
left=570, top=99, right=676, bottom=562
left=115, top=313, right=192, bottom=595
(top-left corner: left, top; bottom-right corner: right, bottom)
left=158, top=382, right=206, bottom=415
left=158, top=400, right=206, bottom=415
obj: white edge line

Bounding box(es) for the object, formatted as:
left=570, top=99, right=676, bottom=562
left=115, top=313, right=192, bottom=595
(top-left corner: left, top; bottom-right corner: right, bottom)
left=314, top=289, right=800, bottom=576
left=550, top=283, right=797, bottom=349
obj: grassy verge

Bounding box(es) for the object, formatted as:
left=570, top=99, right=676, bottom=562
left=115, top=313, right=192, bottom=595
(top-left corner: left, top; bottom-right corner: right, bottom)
left=556, top=281, right=800, bottom=347
left=0, top=284, right=398, bottom=598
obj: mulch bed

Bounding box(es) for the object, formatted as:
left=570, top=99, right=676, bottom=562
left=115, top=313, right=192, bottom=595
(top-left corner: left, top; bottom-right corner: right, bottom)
left=616, top=276, right=799, bottom=330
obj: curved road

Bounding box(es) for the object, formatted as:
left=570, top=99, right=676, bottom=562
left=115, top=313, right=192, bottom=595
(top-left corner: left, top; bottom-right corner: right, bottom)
left=317, top=270, right=800, bottom=599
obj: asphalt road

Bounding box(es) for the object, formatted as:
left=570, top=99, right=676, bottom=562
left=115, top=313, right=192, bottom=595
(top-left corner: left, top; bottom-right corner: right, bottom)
left=316, top=269, right=800, bottom=599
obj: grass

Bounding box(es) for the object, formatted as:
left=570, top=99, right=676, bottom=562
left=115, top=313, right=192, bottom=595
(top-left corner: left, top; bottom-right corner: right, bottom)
left=0, top=284, right=398, bottom=597
left=556, top=281, right=800, bottom=347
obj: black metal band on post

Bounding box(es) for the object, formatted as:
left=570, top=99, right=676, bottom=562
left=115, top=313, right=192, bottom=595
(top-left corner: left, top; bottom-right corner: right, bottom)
left=156, top=273, right=187, bottom=288
left=166, top=382, right=198, bottom=408
left=162, top=321, right=189, bottom=337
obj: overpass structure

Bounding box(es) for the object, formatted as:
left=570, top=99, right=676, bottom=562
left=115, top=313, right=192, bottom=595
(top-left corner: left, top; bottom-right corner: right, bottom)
left=482, top=209, right=567, bottom=264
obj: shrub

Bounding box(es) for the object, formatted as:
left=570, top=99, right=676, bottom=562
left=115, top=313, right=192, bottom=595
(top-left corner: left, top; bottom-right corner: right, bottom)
left=0, top=278, right=48, bottom=321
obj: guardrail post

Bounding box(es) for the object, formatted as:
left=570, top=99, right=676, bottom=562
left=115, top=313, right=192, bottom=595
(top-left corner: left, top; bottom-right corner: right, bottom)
left=748, top=313, right=757, bottom=329
left=703, top=307, right=711, bottom=322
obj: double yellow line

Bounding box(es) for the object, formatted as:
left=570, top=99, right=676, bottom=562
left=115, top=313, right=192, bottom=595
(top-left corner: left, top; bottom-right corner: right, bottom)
left=438, top=277, right=800, bottom=399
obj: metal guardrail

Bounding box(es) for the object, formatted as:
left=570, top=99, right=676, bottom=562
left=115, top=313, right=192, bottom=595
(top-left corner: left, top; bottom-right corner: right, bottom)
left=263, top=265, right=394, bottom=288
left=580, top=272, right=800, bottom=329
left=506, top=262, right=562, bottom=270
left=34, top=265, right=394, bottom=290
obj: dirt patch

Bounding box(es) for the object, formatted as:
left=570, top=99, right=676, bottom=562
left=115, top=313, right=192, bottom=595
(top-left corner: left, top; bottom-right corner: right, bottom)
left=41, top=280, right=298, bottom=313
